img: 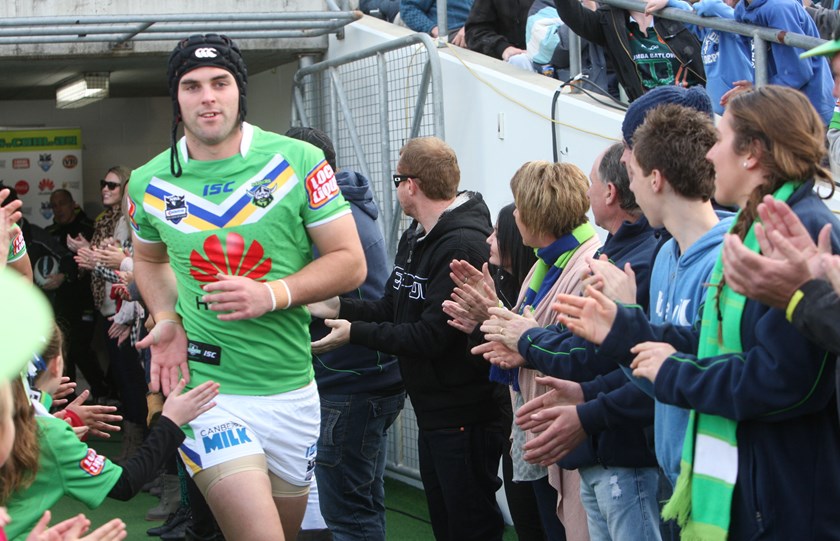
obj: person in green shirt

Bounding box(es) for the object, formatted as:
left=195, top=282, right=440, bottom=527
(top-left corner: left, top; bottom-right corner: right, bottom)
left=129, top=34, right=365, bottom=541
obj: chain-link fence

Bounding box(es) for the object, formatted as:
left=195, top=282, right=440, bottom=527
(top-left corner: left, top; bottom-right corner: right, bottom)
left=292, top=32, right=444, bottom=261
left=292, top=33, right=445, bottom=480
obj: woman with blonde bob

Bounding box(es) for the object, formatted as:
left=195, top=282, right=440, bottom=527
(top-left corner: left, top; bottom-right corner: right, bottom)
left=554, top=85, right=840, bottom=540
left=454, top=161, right=600, bottom=540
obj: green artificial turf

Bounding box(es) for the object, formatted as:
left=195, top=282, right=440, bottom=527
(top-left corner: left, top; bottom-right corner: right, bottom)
left=47, top=432, right=517, bottom=540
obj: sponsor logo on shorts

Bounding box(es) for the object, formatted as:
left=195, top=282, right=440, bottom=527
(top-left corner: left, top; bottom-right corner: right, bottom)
left=80, top=449, right=106, bottom=476
left=305, top=444, right=317, bottom=481
left=201, top=424, right=253, bottom=454
left=187, top=340, right=222, bottom=365
left=305, top=161, right=338, bottom=210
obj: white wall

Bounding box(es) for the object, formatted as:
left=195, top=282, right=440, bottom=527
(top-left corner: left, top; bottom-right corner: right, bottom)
left=326, top=17, right=627, bottom=221
left=0, top=65, right=301, bottom=217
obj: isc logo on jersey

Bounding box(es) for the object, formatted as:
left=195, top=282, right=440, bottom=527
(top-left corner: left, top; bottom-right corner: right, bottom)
left=305, top=161, right=339, bottom=210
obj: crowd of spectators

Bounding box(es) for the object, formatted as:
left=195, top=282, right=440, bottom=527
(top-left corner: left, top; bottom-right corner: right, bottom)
left=4, top=3, right=840, bottom=539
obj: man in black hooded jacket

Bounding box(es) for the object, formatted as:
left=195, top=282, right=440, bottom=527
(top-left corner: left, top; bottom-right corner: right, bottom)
left=310, top=136, right=507, bottom=541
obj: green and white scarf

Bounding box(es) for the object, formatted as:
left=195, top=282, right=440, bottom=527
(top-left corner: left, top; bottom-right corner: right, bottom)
left=662, top=182, right=798, bottom=540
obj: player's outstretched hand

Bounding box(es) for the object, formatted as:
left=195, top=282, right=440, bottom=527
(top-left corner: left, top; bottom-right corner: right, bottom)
left=136, top=318, right=189, bottom=396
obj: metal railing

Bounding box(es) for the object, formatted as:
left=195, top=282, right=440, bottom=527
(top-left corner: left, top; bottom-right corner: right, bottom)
left=292, top=32, right=446, bottom=480
left=434, top=0, right=826, bottom=88
left=0, top=12, right=362, bottom=45
left=292, top=32, right=445, bottom=262
left=597, top=0, right=824, bottom=87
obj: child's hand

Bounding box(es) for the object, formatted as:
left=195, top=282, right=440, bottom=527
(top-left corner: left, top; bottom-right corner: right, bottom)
left=161, top=379, right=219, bottom=426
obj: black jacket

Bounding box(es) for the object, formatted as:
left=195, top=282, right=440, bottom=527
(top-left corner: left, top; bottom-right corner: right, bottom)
left=792, top=278, right=840, bottom=355
left=465, top=0, right=531, bottom=60
left=341, top=192, right=505, bottom=430
left=554, top=0, right=705, bottom=101
left=46, top=210, right=95, bottom=318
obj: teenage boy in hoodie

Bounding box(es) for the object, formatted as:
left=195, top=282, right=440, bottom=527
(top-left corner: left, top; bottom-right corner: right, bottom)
left=617, top=103, right=734, bottom=487
left=309, top=137, right=506, bottom=541
left=484, top=88, right=726, bottom=540
left=286, top=127, right=405, bottom=541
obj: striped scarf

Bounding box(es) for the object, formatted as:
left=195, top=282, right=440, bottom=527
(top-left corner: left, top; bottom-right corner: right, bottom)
left=662, top=182, right=798, bottom=540
left=488, top=222, right=596, bottom=391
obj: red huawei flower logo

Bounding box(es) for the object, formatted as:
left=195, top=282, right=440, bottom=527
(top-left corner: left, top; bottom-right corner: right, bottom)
left=39, top=178, right=54, bottom=192
left=189, top=232, right=272, bottom=283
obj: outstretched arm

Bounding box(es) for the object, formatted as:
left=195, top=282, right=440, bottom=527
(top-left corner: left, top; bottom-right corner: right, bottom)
left=133, top=237, right=186, bottom=395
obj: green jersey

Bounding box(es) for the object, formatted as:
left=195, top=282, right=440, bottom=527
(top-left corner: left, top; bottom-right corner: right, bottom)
left=6, top=416, right=123, bottom=541
left=128, top=123, right=350, bottom=396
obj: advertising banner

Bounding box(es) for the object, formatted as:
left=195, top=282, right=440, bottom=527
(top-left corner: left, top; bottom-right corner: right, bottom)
left=0, top=127, right=83, bottom=227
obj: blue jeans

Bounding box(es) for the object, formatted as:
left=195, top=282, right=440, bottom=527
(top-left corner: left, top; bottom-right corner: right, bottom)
left=578, top=465, right=661, bottom=541
left=417, top=421, right=506, bottom=541
left=315, top=390, right=405, bottom=541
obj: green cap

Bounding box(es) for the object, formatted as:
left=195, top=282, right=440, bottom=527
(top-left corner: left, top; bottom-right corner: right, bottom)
left=800, top=39, right=840, bottom=59
left=0, top=268, right=53, bottom=380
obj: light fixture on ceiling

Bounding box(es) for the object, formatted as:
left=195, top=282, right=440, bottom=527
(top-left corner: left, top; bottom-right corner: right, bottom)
left=56, top=73, right=110, bottom=109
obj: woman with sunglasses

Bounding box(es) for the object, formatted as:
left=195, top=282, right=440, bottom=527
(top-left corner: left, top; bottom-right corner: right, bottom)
left=74, top=166, right=149, bottom=463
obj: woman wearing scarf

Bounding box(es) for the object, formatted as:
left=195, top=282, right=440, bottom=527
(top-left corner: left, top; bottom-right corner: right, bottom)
left=555, top=85, right=840, bottom=540
left=72, top=166, right=148, bottom=461
left=456, top=162, right=599, bottom=540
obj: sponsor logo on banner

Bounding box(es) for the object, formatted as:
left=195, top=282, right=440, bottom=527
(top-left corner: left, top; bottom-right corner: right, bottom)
left=0, top=160, right=5, bottom=168
left=305, top=161, right=338, bottom=210
left=80, top=449, right=106, bottom=476
left=61, top=181, right=81, bottom=190
left=62, top=155, right=78, bottom=168
left=164, top=194, right=188, bottom=224
left=40, top=202, right=53, bottom=220
left=14, top=180, right=29, bottom=195
left=201, top=423, right=252, bottom=454
left=38, top=178, right=54, bottom=193
left=38, top=153, right=53, bottom=172
left=12, top=158, right=29, bottom=169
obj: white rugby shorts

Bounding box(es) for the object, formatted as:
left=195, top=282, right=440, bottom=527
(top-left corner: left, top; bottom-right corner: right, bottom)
left=178, top=381, right=320, bottom=486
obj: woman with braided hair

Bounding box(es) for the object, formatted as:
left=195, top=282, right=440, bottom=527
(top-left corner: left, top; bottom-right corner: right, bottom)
left=552, top=85, right=840, bottom=540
